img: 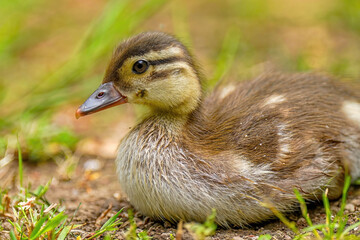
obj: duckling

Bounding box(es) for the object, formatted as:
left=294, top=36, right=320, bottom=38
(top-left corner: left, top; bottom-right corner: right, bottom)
left=76, top=32, right=360, bottom=227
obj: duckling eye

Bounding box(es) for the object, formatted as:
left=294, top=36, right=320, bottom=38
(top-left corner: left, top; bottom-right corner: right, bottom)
left=132, top=60, right=149, bottom=74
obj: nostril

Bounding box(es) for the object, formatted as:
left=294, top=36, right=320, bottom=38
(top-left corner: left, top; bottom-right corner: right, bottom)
left=96, top=92, right=105, bottom=99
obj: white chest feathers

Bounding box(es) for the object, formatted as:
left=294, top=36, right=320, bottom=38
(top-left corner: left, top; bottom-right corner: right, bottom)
left=115, top=128, right=277, bottom=226
left=116, top=130, right=217, bottom=222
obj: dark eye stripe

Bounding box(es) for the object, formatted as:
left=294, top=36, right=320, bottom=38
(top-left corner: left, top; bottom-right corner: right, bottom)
left=149, top=69, right=175, bottom=81
left=148, top=56, right=184, bottom=66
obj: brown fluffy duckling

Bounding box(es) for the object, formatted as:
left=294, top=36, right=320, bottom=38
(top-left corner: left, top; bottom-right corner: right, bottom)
left=76, top=32, right=360, bottom=227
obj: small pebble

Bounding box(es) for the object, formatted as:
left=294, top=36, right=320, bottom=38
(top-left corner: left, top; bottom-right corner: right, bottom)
left=247, top=235, right=258, bottom=240
left=160, top=233, right=170, bottom=239
left=345, top=203, right=355, bottom=212
left=351, top=199, right=360, bottom=206
left=113, top=192, right=121, bottom=200
left=232, top=237, right=244, bottom=240
left=83, top=159, right=102, bottom=171
left=296, top=217, right=306, bottom=226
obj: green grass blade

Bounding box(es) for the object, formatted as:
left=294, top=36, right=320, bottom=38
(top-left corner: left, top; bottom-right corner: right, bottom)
left=70, top=202, right=81, bottom=222
left=29, top=208, right=35, bottom=225
left=57, top=225, right=72, bottom=240
left=301, top=224, right=328, bottom=233
left=8, top=219, right=21, bottom=233
left=103, top=235, right=112, bottom=240
left=336, top=215, right=348, bottom=238
left=17, top=136, right=23, bottom=189
left=293, top=189, right=322, bottom=239
left=87, top=209, right=123, bottom=240
left=9, top=230, right=17, bottom=240
left=337, top=175, right=351, bottom=219
left=19, top=207, right=30, bottom=224
left=30, top=212, right=67, bottom=240
left=261, top=201, right=299, bottom=234
left=322, top=188, right=333, bottom=236
left=54, top=217, right=68, bottom=236
left=57, top=224, right=82, bottom=240
left=29, top=215, right=48, bottom=239
left=33, top=180, right=51, bottom=199
left=258, top=234, right=272, bottom=240
left=100, top=209, right=123, bottom=230
left=87, top=229, right=108, bottom=240
left=339, top=221, right=360, bottom=238
left=294, top=189, right=312, bottom=225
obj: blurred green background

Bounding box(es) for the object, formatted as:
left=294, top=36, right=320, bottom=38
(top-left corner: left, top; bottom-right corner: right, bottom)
left=1, top=0, right=360, bottom=162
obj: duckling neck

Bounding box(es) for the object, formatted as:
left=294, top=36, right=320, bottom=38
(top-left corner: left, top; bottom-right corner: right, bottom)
left=144, top=95, right=202, bottom=133
left=116, top=110, right=193, bottom=193
left=137, top=112, right=189, bottom=140
left=118, top=108, right=196, bottom=174
left=150, top=98, right=201, bottom=119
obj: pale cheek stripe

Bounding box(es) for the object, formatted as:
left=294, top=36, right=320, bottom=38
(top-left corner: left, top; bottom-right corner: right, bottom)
left=153, top=62, right=193, bottom=73
left=149, top=56, right=184, bottom=66
left=127, top=47, right=185, bottom=65
left=143, top=47, right=184, bottom=60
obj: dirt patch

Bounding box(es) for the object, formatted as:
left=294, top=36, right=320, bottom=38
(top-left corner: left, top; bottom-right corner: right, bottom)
left=1, top=157, right=360, bottom=239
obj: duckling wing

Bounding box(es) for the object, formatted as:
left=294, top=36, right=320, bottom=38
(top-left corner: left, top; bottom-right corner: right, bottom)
left=184, top=73, right=360, bottom=194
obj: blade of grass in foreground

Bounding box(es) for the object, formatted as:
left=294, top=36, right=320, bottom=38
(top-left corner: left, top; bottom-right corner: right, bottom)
left=339, top=221, right=360, bottom=238
left=9, top=230, right=17, bottom=240
left=29, top=212, right=67, bottom=239
left=293, top=174, right=359, bottom=239
left=261, top=201, right=300, bottom=235
left=322, top=188, right=335, bottom=237
left=293, top=189, right=321, bottom=239
left=337, top=174, right=351, bottom=218
left=87, top=209, right=123, bottom=239
left=100, top=209, right=123, bottom=230
left=336, top=174, right=352, bottom=238
left=29, top=215, right=48, bottom=239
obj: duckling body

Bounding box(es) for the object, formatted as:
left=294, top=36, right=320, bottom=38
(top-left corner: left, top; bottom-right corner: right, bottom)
left=77, top=32, right=360, bottom=227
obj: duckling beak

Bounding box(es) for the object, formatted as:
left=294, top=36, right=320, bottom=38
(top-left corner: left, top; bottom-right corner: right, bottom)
left=76, top=82, right=127, bottom=119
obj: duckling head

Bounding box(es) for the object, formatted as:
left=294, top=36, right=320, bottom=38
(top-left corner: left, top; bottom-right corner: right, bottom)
left=76, top=32, right=202, bottom=118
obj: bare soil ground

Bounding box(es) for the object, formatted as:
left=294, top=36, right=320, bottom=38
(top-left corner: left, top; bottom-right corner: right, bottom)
left=1, top=156, right=359, bottom=240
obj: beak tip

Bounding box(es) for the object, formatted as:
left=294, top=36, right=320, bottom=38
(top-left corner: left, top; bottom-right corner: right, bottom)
left=75, top=109, right=83, bottom=119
